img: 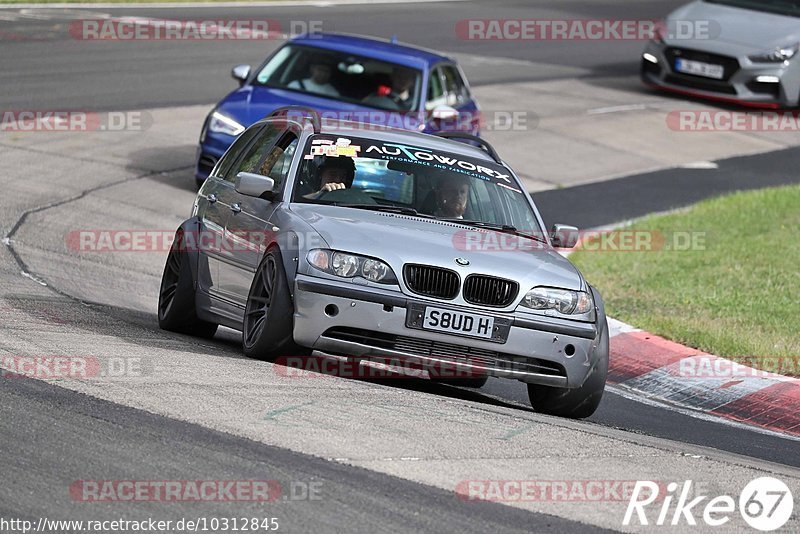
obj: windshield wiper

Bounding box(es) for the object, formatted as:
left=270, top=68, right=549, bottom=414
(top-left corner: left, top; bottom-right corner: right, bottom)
left=338, top=204, right=435, bottom=218
left=440, top=219, right=548, bottom=243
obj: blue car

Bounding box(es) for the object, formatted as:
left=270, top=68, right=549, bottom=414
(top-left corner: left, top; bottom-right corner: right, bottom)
left=196, top=33, right=482, bottom=188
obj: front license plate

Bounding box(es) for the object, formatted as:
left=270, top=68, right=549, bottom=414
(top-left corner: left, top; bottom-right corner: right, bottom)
left=675, top=58, right=724, bottom=80
left=406, top=303, right=511, bottom=343
left=422, top=307, right=495, bottom=339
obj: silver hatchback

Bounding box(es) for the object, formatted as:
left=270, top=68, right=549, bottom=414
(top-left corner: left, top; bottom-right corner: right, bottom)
left=158, top=107, right=609, bottom=418
left=642, top=0, right=800, bottom=108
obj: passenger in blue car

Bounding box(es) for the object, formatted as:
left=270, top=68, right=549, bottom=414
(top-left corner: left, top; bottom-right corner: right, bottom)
left=288, top=55, right=340, bottom=98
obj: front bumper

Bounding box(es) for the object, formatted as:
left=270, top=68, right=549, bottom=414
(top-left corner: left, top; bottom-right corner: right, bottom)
left=292, top=274, right=602, bottom=388
left=641, top=41, right=795, bottom=108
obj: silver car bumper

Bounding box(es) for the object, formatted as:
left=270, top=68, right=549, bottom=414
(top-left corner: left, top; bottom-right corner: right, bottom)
left=642, top=41, right=795, bottom=107
left=292, top=274, right=601, bottom=389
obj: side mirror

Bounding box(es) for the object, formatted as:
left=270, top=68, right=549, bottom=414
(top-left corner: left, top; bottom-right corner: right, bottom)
left=550, top=224, right=579, bottom=249
left=236, top=172, right=275, bottom=199
left=231, top=64, right=251, bottom=86
left=431, top=105, right=459, bottom=121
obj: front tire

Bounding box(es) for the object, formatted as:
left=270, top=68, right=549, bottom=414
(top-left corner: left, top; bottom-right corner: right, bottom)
left=242, top=247, right=298, bottom=361
left=158, top=229, right=218, bottom=338
left=527, top=318, right=608, bottom=419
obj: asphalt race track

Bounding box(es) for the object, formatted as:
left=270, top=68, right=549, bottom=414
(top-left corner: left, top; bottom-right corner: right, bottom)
left=0, top=0, right=689, bottom=110
left=1, top=0, right=799, bottom=531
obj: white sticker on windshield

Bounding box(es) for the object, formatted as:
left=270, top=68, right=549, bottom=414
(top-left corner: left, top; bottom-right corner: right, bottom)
left=307, top=140, right=361, bottom=159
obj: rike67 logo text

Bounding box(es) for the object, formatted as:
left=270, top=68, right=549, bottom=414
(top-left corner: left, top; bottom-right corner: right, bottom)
left=624, top=477, right=794, bottom=531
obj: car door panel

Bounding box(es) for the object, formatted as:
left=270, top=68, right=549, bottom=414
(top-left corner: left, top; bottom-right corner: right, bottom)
left=204, top=180, right=241, bottom=303
left=195, top=177, right=228, bottom=296
left=196, top=124, right=264, bottom=300
left=221, top=196, right=281, bottom=305
left=219, top=124, right=298, bottom=307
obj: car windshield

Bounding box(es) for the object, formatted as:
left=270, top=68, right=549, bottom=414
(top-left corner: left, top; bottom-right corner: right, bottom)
left=704, top=0, right=800, bottom=17
left=291, top=134, right=543, bottom=234
left=252, top=45, right=423, bottom=111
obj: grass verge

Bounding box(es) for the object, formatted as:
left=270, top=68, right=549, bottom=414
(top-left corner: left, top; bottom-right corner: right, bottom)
left=570, top=184, right=800, bottom=377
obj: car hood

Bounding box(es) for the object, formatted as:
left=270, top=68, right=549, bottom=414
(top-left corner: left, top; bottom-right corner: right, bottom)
left=292, top=204, right=584, bottom=291
left=216, top=85, right=424, bottom=130
left=669, top=1, right=800, bottom=50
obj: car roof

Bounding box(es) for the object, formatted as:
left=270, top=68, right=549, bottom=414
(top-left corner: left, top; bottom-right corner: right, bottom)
left=288, top=32, right=453, bottom=70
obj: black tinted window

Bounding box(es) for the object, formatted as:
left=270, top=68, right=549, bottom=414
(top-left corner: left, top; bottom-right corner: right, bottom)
left=213, top=125, right=262, bottom=180
left=223, top=123, right=282, bottom=182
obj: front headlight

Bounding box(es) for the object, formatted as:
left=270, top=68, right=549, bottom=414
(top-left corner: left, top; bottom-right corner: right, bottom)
left=207, top=111, right=246, bottom=136
left=307, top=249, right=397, bottom=284
left=521, top=287, right=594, bottom=315
left=749, top=43, right=799, bottom=63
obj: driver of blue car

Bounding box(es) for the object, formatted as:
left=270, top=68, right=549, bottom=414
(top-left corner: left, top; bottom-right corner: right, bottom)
left=362, top=66, right=416, bottom=111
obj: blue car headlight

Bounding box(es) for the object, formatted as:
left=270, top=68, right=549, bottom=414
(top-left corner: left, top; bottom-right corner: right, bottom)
left=207, top=111, right=246, bottom=137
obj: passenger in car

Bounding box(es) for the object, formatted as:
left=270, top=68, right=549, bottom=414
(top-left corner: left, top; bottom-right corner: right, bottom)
left=433, top=174, right=470, bottom=219
left=304, top=156, right=356, bottom=199
left=287, top=56, right=340, bottom=97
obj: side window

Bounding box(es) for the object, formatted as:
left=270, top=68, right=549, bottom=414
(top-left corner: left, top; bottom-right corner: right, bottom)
left=212, top=125, right=263, bottom=179
left=442, top=65, right=470, bottom=107
left=264, top=135, right=299, bottom=190
left=425, top=67, right=446, bottom=111
left=223, top=123, right=282, bottom=182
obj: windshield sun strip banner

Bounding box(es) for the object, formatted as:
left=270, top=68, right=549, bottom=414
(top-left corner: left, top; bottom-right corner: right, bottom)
left=303, top=135, right=521, bottom=193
